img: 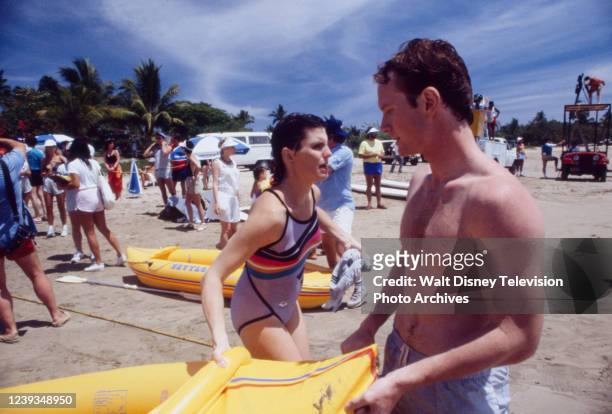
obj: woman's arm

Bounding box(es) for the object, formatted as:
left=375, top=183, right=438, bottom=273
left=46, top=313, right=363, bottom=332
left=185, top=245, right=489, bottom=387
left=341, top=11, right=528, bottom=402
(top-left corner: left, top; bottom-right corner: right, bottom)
left=212, top=161, right=221, bottom=215
left=66, top=172, right=80, bottom=189
left=201, top=194, right=286, bottom=364
left=143, top=143, right=156, bottom=158
left=112, top=150, right=120, bottom=170
left=161, top=141, right=172, bottom=156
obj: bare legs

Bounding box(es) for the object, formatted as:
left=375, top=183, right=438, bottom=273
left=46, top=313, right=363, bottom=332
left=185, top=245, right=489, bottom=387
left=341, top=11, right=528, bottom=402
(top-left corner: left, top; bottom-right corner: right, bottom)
left=373, top=174, right=384, bottom=208
left=365, top=174, right=374, bottom=209
left=78, top=210, right=123, bottom=264
left=31, top=185, right=45, bottom=220
left=78, top=212, right=102, bottom=264
left=43, top=192, right=67, bottom=229
left=185, top=193, right=206, bottom=228
left=239, top=304, right=310, bottom=361
left=322, top=232, right=339, bottom=269
left=92, top=211, right=122, bottom=257
left=157, top=177, right=168, bottom=205
left=68, top=211, right=83, bottom=253
left=216, top=221, right=237, bottom=250
left=1, top=253, right=69, bottom=338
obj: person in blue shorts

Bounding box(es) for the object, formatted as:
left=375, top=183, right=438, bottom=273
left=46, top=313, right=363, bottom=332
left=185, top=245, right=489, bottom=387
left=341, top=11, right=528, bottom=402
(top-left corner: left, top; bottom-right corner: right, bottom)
left=358, top=127, right=386, bottom=209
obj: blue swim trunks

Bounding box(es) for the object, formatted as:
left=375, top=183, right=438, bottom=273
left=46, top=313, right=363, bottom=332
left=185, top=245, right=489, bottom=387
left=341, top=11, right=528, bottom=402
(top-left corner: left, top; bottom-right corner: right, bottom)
left=363, top=162, right=383, bottom=176
left=383, top=329, right=510, bottom=413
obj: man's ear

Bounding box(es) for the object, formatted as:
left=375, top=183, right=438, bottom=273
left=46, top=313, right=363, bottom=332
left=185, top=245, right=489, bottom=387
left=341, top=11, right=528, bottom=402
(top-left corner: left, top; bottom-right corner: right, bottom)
left=420, top=86, right=442, bottom=116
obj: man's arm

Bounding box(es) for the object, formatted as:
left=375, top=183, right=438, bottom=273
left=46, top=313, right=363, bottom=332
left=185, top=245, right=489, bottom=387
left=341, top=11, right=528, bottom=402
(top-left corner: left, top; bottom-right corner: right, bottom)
left=0, top=138, right=26, bottom=156
left=347, top=313, right=542, bottom=412
left=327, top=147, right=351, bottom=172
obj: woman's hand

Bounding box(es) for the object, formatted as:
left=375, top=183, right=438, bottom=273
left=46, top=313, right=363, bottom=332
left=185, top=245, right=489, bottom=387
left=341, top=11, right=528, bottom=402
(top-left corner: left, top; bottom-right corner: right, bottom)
left=336, top=233, right=361, bottom=256
left=214, top=205, right=222, bottom=217
left=213, top=336, right=231, bottom=367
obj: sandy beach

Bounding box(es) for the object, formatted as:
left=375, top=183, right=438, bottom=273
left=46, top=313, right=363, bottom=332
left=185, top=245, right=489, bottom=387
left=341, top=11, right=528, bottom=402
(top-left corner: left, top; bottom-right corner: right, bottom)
left=2, top=146, right=611, bottom=413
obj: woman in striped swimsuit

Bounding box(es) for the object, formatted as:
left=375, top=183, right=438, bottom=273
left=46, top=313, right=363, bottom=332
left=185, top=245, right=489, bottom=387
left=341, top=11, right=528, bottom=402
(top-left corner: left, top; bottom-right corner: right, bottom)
left=202, top=113, right=359, bottom=364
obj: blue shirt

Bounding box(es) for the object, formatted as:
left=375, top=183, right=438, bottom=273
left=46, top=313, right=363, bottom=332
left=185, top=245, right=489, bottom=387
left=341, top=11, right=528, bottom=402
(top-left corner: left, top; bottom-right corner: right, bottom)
left=317, top=144, right=354, bottom=212
left=26, top=147, right=44, bottom=171
left=541, top=143, right=554, bottom=156
left=0, top=150, right=25, bottom=249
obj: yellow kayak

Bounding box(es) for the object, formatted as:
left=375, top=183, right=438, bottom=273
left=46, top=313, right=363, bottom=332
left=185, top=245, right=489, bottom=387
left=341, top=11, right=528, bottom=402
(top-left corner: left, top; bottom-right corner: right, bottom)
left=1, top=346, right=377, bottom=414
left=127, top=246, right=332, bottom=309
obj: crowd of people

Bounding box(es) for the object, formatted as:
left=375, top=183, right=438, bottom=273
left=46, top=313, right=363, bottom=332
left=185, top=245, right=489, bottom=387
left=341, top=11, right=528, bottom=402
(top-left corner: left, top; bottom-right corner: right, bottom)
left=1, top=37, right=550, bottom=413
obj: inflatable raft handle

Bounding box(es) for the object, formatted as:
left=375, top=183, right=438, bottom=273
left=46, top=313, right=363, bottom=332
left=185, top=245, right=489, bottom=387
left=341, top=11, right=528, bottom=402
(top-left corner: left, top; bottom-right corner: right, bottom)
left=149, top=347, right=251, bottom=414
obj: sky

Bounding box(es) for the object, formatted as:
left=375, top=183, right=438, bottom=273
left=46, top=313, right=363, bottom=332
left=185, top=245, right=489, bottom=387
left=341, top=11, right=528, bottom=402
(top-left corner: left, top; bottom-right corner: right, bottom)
left=1, top=0, right=611, bottom=131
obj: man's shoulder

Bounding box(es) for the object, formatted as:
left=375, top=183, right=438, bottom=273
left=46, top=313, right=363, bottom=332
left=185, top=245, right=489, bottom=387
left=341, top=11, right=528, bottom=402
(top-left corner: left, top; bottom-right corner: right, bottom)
left=464, top=174, right=544, bottom=237
left=3, top=149, right=25, bottom=166
left=335, top=144, right=353, bottom=155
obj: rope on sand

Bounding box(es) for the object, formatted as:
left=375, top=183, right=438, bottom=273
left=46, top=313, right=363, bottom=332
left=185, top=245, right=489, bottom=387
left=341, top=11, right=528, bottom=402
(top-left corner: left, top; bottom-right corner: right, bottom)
left=13, top=294, right=214, bottom=348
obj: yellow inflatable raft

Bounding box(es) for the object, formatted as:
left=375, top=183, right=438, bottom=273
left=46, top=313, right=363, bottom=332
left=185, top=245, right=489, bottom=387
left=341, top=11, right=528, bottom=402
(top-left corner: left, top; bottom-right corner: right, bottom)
left=1, top=346, right=377, bottom=414
left=126, top=246, right=332, bottom=309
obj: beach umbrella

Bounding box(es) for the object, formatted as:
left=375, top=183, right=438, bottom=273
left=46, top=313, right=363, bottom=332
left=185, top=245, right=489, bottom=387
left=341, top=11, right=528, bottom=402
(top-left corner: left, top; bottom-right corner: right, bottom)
left=128, top=159, right=143, bottom=196
left=190, top=135, right=250, bottom=160
left=35, top=134, right=75, bottom=145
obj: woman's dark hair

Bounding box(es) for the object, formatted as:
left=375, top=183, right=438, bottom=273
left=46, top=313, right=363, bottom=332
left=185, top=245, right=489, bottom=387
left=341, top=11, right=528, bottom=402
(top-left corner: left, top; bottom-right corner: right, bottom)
left=105, top=139, right=115, bottom=151
left=253, top=164, right=269, bottom=180
left=271, top=113, right=325, bottom=185
left=69, top=139, right=91, bottom=168
left=25, top=136, right=37, bottom=148
left=374, top=38, right=473, bottom=124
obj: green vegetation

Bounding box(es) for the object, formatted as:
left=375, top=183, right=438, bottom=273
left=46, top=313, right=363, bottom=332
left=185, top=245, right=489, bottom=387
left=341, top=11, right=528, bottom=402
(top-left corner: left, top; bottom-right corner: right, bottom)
left=0, top=59, right=257, bottom=148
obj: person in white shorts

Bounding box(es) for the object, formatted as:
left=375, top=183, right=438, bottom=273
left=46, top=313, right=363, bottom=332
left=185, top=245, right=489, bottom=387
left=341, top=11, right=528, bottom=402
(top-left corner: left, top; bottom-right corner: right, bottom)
left=64, top=139, right=125, bottom=272
left=19, top=159, right=33, bottom=209
left=144, top=132, right=175, bottom=205
left=182, top=140, right=206, bottom=231
left=212, top=138, right=241, bottom=249
left=316, top=116, right=355, bottom=269
left=41, top=140, right=68, bottom=237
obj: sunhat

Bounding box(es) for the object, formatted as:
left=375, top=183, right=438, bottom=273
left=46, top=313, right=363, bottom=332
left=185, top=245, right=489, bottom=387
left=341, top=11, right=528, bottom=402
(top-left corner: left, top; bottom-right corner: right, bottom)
left=366, top=127, right=379, bottom=135
left=44, top=139, right=57, bottom=147
left=220, top=138, right=238, bottom=149
left=325, top=116, right=348, bottom=139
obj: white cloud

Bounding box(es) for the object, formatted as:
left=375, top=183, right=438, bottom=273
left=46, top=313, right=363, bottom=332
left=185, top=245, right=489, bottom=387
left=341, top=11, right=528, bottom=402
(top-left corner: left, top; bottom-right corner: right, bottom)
left=98, top=0, right=372, bottom=122
left=8, top=0, right=609, bottom=128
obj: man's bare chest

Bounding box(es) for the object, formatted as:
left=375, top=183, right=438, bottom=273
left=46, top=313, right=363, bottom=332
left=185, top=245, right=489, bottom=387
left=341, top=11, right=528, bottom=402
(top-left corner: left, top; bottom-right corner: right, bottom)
left=402, top=192, right=465, bottom=238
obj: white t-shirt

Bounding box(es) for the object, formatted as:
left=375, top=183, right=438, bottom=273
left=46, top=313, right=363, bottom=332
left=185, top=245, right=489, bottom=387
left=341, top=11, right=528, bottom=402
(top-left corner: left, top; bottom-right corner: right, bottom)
left=67, top=159, right=101, bottom=190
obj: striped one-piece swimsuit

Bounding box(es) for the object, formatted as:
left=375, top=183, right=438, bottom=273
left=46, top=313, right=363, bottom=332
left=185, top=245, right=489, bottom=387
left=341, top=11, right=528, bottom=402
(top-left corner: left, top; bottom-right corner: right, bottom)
left=231, top=189, right=321, bottom=335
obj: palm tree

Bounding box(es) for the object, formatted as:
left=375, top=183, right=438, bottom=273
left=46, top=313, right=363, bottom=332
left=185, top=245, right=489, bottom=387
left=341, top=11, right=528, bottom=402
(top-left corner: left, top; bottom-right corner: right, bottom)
left=39, top=59, right=131, bottom=136
left=0, top=70, right=11, bottom=109
left=59, top=58, right=105, bottom=95
left=121, top=59, right=182, bottom=139
left=234, top=110, right=254, bottom=128
left=38, top=86, right=130, bottom=137
left=38, top=75, right=60, bottom=95
left=268, top=104, right=287, bottom=126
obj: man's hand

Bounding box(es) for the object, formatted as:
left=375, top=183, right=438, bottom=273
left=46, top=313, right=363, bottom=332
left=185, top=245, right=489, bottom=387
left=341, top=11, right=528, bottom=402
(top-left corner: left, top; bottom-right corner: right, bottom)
left=341, top=325, right=375, bottom=354
left=346, top=375, right=403, bottom=414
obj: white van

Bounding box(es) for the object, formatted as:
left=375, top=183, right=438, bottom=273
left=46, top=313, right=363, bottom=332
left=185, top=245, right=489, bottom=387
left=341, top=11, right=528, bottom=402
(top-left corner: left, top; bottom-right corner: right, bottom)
left=198, top=131, right=272, bottom=169
left=477, top=137, right=516, bottom=172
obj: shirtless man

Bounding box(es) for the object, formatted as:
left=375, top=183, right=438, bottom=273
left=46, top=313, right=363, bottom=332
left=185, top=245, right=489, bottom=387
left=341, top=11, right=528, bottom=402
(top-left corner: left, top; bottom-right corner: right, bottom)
left=342, top=39, right=544, bottom=413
